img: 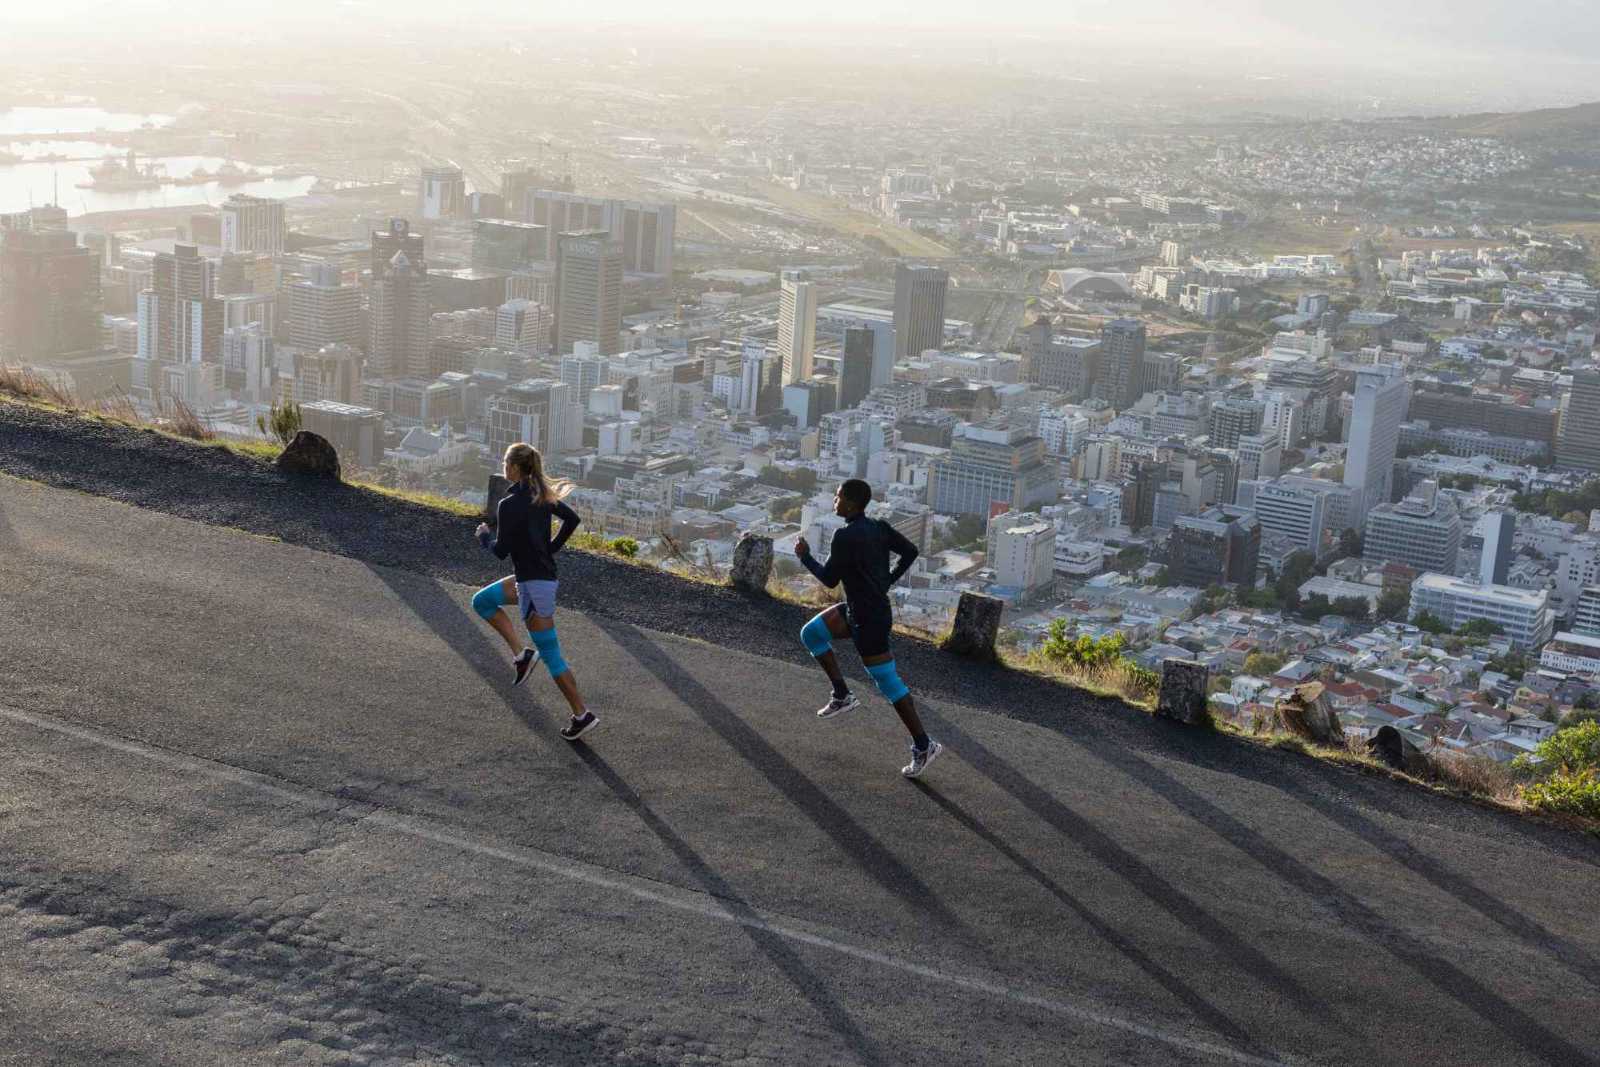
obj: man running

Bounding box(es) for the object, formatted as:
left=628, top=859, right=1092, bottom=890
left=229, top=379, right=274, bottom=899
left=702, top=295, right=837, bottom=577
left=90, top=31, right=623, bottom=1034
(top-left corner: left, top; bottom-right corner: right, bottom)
left=794, top=478, right=943, bottom=778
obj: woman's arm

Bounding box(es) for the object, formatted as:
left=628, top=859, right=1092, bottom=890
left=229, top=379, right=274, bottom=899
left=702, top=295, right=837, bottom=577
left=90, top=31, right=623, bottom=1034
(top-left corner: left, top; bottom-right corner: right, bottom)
left=549, top=500, right=582, bottom=553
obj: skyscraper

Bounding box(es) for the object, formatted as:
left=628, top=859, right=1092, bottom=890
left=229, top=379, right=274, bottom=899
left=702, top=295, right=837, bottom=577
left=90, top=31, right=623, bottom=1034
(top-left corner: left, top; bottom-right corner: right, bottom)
left=286, top=261, right=362, bottom=352
left=220, top=194, right=286, bottom=255
left=1210, top=397, right=1265, bottom=450
left=0, top=228, right=102, bottom=360
left=838, top=327, right=874, bottom=411
left=419, top=166, right=467, bottom=220
left=488, top=378, right=576, bottom=460
left=472, top=218, right=548, bottom=271
left=1344, top=364, right=1408, bottom=522
left=1094, top=318, right=1146, bottom=411
left=1558, top=369, right=1600, bottom=473
left=498, top=299, right=551, bottom=356
left=554, top=231, right=622, bottom=356
left=1362, top=480, right=1462, bottom=574
left=366, top=220, right=431, bottom=379
left=139, top=244, right=220, bottom=370
left=778, top=270, right=817, bottom=385
left=525, top=191, right=674, bottom=275
left=892, top=263, right=947, bottom=360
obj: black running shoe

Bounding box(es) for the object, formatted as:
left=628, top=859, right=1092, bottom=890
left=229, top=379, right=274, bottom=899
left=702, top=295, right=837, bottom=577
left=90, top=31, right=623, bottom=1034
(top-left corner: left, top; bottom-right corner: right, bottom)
left=560, top=711, right=599, bottom=742
left=513, top=647, right=539, bottom=687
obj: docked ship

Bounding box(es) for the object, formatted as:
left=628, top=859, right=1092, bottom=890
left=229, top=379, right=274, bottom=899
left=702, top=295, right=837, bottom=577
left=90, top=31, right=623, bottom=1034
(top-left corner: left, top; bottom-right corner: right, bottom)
left=76, top=149, right=162, bottom=190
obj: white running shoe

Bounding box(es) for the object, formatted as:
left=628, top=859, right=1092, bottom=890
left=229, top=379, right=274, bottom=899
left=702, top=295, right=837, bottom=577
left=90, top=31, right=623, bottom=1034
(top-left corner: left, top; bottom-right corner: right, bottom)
left=817, top=693, right=861, bottom=720
left=901, top=739, right=944, bottom=778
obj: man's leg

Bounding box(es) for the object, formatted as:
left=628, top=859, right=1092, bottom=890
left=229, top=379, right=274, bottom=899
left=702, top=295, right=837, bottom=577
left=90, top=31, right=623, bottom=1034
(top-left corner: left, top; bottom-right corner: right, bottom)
left=801, top=606, right=861, bottom=716
left=861, top=650, right=927, bottom=743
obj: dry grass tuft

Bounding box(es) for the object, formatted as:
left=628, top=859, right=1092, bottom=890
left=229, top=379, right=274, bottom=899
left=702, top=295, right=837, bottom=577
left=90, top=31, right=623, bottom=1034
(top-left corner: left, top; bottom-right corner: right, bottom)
left=1004, top=648, right=1161, bottom=709
left=0, top=363, right=78, bottom=408
left=162, top=398, right=214, bottom=441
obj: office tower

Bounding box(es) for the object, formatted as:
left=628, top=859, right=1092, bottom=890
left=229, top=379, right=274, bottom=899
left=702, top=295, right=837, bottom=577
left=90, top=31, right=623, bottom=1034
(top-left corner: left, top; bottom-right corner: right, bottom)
left=928, top=423, right=1059, bottom=516
left=497, top=298, right=551, bottom=356
left=294, top=343, right=364, bottom=406
left=500, top=167, right=542, bottom=220
left=419, top=166, right=467, bottom=220
left=140, top=244, right=221, bottom=369
left=1409, top=575, right=1554, bottom=649
left=1160, top=241, right=1187, bottom=268
left=838, top=327, right=875, bottom=411
left=1123, top=459, right=1164, bottom=532
left=1410, top=384, right=1558, bottom=452
left=222, top=323, right=275, bottom=403
left=473, top=218, right=549, bottom=271
left=892, top=263, right=948, bottom=360
left=1478, top=510, right=1516, bottom=586
left=782, top=378, right=837, bottom=429
left=488, top=378, right=575, bottom=459
left=1574, top=587, right=1600, bottom=638
left=1168, top=506, right=1261, bottom=588
left=300, top=400, right=385, bottom=469
left=1210, top=397, right=1265, bottom=450
left=560, top=344, right=607, bottom=408
left=1093, top=318, right=1146, bottom=410
left=1344, top=364, right=1408, bottom=521
left=1362, top=480, right=1462, bottom=574
left=778, top=271, right=818, bottom=385
left=1266, top=360, right=1338, bottom=439
left=554, top=231, right=622, bottom=356
left=216, top=252, right=274, bottom=295
left=1236, top=432, right=1282, bottom=487
left=1023, top=322, right=1100, bottom=399
left=1559, top=369, right=1600, bottom=473
left=526, top=191, right=675, bottom=275
left=367, top=221, right=431, bottom=379
left=219, top=194, right=285, bottom=255
left=991, top=519, right=1057, bottom=598
left=370, top=217, right=425, bottom=276
left=1249, top=479, right=1331, bottom=553
left=0, top=228, right=102, bottom=359
left=286, top=261, right=362, bottom=351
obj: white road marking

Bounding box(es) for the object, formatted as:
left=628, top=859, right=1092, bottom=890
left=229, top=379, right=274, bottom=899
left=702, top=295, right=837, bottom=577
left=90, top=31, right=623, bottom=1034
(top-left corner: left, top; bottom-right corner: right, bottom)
left=1, top=702, right=1299, bottom=1067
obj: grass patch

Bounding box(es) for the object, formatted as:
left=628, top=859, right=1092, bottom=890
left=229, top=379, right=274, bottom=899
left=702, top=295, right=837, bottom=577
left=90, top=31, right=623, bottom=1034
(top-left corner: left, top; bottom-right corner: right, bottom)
left=1003, top=649, right=1160, bottom=710
left=352, top=481, right=482, bottom=518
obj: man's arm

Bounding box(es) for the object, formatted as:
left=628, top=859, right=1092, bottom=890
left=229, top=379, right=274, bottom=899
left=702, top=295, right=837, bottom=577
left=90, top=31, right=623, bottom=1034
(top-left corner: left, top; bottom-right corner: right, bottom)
left=885, top=525, right=919, bottom=586
left=796, top=536, right=843, bottom=588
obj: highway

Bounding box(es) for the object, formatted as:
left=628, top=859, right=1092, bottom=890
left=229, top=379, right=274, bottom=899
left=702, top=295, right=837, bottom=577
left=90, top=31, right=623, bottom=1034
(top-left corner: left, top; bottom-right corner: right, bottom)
left=3, top=474, right=1599, bottom=1066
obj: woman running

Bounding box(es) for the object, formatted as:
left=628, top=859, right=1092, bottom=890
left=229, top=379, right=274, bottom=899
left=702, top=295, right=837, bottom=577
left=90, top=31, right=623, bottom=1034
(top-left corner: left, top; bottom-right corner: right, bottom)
left=471, top=442, right=598, bottom=741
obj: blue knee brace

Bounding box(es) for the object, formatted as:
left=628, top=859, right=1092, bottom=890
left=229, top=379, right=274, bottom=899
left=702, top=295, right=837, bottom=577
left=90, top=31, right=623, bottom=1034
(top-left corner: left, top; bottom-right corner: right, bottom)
left=472, top=581, right=506, bottom=620
left=801, top=613, right=834, bottom=657
left=865, top=660, right=910, bottom=704
left=529, top=627, right=569, bottom=678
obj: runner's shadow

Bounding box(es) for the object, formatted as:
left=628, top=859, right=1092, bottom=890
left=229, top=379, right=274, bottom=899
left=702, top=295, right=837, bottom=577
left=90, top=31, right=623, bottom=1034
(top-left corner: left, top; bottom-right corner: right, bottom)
left=1086, top=741, right=1600, bottom=1067
left=908, top=780, right=1267, bottom=1056
left=594, top=617, right=972, bottom=939
left=574, top=745, right=889, bottom=1067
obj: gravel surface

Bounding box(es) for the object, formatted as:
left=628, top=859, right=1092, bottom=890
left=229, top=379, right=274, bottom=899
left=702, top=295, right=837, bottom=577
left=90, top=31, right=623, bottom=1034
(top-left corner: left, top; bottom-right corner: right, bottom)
left=2, top=398, right=1595, bottom=863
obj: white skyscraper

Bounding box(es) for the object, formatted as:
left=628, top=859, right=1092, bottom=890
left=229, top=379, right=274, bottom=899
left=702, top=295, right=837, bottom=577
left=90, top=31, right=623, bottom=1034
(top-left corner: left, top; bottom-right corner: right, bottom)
left=220, top=195, right=286, bottom=256
left=1344, top=365, right=1408, bottom=524
left=777, top=271, right=817, bottom=385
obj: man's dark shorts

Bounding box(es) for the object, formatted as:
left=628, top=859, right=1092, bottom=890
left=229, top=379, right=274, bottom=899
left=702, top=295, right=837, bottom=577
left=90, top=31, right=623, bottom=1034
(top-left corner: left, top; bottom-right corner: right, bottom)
left=842, top=604, right=892, bottom=658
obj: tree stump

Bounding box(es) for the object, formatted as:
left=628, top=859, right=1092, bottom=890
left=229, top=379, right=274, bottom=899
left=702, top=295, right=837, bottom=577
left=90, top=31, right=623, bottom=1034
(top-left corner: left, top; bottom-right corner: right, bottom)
left=275, top=431, right=340, bottom=479
left=941, top=592, right=1003, bottom=661
left=1157, top=659, right=1210, bottom=725
left=1367, top=725, right=1433, bottom=777
left=730, top=534, right=774, bottom=593
left=1274, top=681, right=1344, bottom=745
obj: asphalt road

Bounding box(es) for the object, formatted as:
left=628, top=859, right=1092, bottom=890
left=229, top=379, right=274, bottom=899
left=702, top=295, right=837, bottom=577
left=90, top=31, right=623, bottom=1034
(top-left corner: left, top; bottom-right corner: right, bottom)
left=3, top=476, right=1600, bottom=1067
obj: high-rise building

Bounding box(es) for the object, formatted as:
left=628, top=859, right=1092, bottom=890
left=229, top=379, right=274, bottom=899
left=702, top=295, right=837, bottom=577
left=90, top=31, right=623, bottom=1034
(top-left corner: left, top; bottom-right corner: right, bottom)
left=1558, top=369, right=1600, bottom=473
left=525, top=191, right=675, bottom=275
left=367, top=220, right=431, bottom=379
left=1362, top=480, right=1462, bottom=574
left=419, top=166, right=467, bottom=221
left=554, top=231, right=622, bottom=356
left=560, top=345, right=607, bottom=408
left=0, top=228, right=101, bottom=359
left=300, top=400, right=384, bottom=469
left=1094, top=318, right=1146, bottom=410
left=1574, top=587, right=1600, bottom=638
left=1022, top=326, right=1101, bottom=399
left=1410, top=385, right=1558, bottom=452
left=782, top=377, right=837, bottom=429
left=1478, top=510, right=1516, bottom=586
left=1249, top=478, right=1331, bottom=553
left=1210, top=397, right=1265, bottom=450
left=140, top=244, right=221, bottom=370
left=1345, top=364, right=1408, bottom=522
left=777, top=271, right=818, bottom=385
left=1267, top=360, right=1338, bottom=439
left=286, top=261, right=362, bottom=352
left=487, top=378, right=576, bottom=460
left=838, top=327, right=875, bottom=411
left=928, top=422, right=1059, bottom=516
left=991, top=518, right=1057, bottom=597
left=892, top=264, right=948, bottom=361
left=219, top=194, right=286, bottom=255
left=472, top=218, right=549, bottom=272
left=1236, top=432, right=1282, bottom=488
left=497, top=298, right=551, bottom=356
left=1168, top=505, right=1261, bottom=588
left=294, top=343, right=363, bottom=406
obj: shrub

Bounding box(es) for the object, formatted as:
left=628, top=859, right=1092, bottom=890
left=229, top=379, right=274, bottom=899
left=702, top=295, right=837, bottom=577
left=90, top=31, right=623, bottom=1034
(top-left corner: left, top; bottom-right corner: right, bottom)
left=1523, top=771, right=1600, bottom=820
left=607, top=536, right=639, bottom=559
left=1040, top=621, right=1127, bottom=670
left=257, top=400, right=302, bottom=446
left=1514, top=721, right=1600, bottom=820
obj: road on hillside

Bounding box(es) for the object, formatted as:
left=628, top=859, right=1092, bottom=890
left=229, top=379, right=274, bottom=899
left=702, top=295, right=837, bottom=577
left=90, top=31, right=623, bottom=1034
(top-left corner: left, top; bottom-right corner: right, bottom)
left=3, top=476, right=1600, bottom=1066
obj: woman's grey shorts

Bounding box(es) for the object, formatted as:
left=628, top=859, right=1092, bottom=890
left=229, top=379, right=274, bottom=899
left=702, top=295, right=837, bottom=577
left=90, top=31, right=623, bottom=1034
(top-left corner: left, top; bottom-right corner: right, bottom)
left=516, top=579, right=558, bottom=620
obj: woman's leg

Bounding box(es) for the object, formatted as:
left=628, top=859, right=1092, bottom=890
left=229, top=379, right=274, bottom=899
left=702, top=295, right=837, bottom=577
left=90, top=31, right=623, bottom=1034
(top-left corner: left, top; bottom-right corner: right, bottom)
left=528, top=613, right=586, bottom=717
left=472, top=577, right=522, bottom=653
